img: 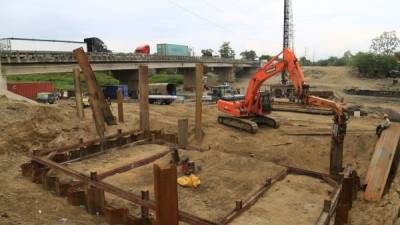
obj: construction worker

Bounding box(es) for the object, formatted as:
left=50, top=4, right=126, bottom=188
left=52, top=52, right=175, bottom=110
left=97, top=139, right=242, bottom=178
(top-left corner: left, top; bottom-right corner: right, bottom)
left=376, top=113, right=391, bottom=137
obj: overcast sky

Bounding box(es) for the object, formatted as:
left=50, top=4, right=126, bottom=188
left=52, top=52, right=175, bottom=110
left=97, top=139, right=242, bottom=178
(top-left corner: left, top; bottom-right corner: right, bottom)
left=1, top=0, right=399, bottom=59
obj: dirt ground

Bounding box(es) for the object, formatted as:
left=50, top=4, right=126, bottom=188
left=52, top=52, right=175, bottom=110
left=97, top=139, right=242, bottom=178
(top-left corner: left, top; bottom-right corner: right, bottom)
left=1, top=66, right=400, bottom=225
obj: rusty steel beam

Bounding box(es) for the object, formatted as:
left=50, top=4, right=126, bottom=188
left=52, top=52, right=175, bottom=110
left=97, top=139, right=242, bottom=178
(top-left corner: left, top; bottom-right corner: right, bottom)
left=154, top=164, right=179, bottom=225
left=316, top=165, right=356, bottom=225
left=284, top=165, right=341, bottom=182
left=61, top=139, right=151, bottom=165
left=219, top=169, right=288, bottom=225
left=29, top=155, right=216, bottom=225
left=38, top=129, right=143, bottom=156
left=30, top=155, right=156, bottom=208
left=97, top=149, right=173, bottom=179
left=272, top=101, right=333, bottom=115
left=315, top=184, right=342, bottom=225
left=58, top=146, right=169, bottom=191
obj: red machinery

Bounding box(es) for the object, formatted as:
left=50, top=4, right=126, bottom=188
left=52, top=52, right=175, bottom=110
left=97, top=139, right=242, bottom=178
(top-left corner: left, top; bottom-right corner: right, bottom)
left=217, top=48, right=347, bottom=133
left=134, top=44, right=150, bottom=54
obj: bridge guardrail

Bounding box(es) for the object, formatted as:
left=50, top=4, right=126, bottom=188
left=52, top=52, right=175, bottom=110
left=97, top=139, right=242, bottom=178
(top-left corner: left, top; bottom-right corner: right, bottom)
left=0, top=51, right=258, bottom=65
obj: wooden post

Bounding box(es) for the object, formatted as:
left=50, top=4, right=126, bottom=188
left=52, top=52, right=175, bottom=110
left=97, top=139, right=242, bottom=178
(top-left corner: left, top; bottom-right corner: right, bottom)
left=178, top=119, right=188, bottom=148
left=73, top=68, right=84, bottom=119
left=139, top=65, right=150, bottom=134
left=73, top=48, right=117, bottom=138
left=153, top=164, right=178, bottom=225
left=117, top=89, right=124, bottom=123
left=195, top=64, right=204, bottom=141
left=86, top=172, right=105, bottom=215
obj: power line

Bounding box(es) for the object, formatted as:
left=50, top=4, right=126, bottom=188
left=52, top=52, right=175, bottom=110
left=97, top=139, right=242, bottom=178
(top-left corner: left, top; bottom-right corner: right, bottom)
left=166, top=0, right=231, bottom=32
left=166, top=0, right=291, bottom=57
left=166, top=0, right=263, bottom=41
left=201, top=0, right=224, bottom=13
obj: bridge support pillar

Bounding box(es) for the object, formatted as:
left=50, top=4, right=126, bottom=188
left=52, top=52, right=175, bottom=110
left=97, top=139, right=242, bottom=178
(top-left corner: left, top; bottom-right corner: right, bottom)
left=177, top=68, right=196, bottom=91
left=242, top=67, right=256, bottom=76
left=0, top=60, right=6, bottom=90
left=214, top=67, right=235, bottom=82
left=111, top=70, right=139, bottom=98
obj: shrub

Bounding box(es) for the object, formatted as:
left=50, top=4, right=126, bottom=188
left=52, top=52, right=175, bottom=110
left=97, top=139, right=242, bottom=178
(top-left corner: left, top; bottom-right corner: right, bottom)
left=149, top=73, right=183, bottom=85
left=350, top=52, right=398, bottom=77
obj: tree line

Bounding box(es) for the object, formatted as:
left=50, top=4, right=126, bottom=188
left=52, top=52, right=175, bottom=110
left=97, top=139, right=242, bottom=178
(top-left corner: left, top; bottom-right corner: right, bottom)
left=203, top=31, right=400, bottom=77
left=201, top=42, right=257, bottom=60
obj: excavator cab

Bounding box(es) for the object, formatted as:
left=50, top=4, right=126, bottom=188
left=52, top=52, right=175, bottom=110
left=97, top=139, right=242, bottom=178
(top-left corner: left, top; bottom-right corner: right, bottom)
left=260, top=91, right=272, bottom=113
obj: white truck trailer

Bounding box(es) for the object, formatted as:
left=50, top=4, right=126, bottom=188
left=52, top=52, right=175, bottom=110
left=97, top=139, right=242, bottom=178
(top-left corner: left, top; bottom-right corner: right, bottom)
left=0, top=38, right=87, bottom=52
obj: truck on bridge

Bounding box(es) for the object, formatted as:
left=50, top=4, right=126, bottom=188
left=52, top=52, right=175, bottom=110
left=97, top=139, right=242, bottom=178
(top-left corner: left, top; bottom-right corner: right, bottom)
left=0, top=37, right=110, bottom=53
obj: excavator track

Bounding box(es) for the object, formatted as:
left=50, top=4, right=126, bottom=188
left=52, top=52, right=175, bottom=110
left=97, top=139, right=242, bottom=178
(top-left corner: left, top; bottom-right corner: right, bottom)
left=217, top=115, right=280, bottom=133
left=218, top=116, right=258, bottom=134
left=251, top=115, right=280, bottom=129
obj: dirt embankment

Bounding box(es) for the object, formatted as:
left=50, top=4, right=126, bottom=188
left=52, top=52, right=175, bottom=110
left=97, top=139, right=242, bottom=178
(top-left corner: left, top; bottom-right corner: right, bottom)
left=0, top=98, right=93, bottom=155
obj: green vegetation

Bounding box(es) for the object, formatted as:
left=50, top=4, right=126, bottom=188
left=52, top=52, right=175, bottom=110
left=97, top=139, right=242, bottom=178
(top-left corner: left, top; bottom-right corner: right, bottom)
left=240, top=50, right=257, bottom=60
left=297, top=31, right=400, bottom=77
left=219, top=42, right=235, bottom=58
left=300, top=50, right=398, bottom=77
left=259, top=55, right=272, bottom=61
left=350, top=52, right=398, bottom=77
left=370, top=31, right=400, bottom=55
left=201, top=49, right=214, bottom=57
left=7, top=71, right=119, bottom=90
left=149, top=73, right=183, bottom=85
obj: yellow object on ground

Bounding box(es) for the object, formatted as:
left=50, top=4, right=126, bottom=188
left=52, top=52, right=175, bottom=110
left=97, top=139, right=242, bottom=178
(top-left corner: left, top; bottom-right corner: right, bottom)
left=177, top=174, right=201, bottom=188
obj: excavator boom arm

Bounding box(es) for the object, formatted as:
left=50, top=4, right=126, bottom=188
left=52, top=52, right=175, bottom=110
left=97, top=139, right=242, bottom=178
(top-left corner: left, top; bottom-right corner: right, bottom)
left=242, top=48, right=345, bottom=121
left=243, top=48, right=305, bottom=113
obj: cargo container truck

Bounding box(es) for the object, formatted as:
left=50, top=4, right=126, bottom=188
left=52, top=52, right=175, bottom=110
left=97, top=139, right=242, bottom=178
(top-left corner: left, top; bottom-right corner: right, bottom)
left=156, top=44, right=190, bottom=56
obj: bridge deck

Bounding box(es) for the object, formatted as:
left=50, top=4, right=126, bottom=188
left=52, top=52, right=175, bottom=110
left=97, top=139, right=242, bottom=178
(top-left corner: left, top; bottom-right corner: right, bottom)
left=0, top=51, right=257, bottom=65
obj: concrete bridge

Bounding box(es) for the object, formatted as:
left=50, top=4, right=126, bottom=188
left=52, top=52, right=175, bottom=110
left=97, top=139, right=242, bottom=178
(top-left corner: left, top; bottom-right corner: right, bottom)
left=0, top=51, right=258, bottom=97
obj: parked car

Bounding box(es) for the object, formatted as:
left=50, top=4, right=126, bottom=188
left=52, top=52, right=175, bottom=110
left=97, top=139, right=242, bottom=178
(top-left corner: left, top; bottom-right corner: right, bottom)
left=36, top=92, right=57, bottom=104
left=68, top=96, right=90, bottom=108
left=388, top=70, right=400, bottom=78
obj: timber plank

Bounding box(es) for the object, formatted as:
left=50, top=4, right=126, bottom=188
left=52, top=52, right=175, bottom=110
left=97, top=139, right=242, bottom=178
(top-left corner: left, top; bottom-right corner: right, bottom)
left=365, top=124, right=400, bottom=201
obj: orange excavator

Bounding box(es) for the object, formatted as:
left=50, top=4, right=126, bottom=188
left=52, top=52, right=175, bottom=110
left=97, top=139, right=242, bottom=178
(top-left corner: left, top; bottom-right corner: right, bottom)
left=217, top=48, right=348, bottom=134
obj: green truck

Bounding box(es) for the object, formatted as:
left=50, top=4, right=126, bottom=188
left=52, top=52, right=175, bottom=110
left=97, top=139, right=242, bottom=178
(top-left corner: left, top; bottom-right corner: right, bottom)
left=156, top=44, right=190, bottom=56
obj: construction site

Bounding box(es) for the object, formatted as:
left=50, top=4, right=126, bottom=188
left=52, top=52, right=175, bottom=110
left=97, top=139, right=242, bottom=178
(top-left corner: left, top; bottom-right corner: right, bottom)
left=1, top=1, right=400, bottom=225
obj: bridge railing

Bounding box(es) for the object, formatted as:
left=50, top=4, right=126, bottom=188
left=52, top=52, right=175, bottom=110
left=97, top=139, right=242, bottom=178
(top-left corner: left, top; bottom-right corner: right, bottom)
left=0, top=51, right=258, bottom=65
